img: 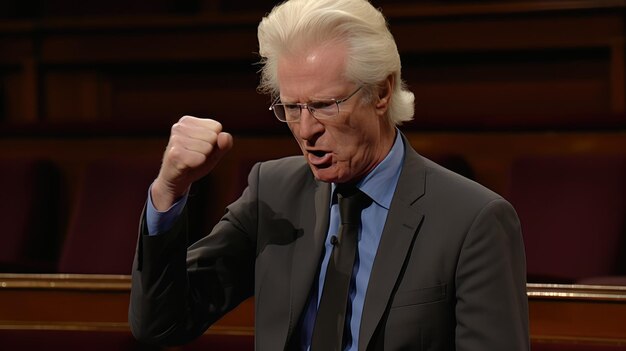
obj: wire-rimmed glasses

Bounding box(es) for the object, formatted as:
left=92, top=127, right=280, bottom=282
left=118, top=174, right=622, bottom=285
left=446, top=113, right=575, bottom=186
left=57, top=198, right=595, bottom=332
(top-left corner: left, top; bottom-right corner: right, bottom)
left=269, top=86, right=362, bottom=123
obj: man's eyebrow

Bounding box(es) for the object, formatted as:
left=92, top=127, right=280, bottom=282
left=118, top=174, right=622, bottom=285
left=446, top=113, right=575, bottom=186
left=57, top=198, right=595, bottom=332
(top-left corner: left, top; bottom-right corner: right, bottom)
left=280, top=97, right=334, bottom=104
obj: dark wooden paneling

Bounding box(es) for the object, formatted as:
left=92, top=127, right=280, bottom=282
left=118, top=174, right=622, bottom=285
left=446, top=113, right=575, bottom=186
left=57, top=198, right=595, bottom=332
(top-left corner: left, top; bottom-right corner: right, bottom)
left=405, top=49, right=613, bottom=123
left=1, top=1, right=625, bottom=129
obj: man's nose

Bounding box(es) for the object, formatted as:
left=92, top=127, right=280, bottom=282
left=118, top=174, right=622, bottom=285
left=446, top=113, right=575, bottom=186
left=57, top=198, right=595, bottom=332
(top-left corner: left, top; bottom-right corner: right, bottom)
left=298, top=107, right=324, bottom=141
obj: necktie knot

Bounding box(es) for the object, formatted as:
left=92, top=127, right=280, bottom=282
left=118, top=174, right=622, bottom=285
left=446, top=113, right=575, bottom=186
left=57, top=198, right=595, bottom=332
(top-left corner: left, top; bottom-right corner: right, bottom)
left=337, top=185, right=372, bottom=226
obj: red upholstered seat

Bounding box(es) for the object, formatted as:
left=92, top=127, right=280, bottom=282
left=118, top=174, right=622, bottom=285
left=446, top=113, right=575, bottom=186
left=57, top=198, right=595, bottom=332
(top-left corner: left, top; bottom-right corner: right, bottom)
left=57, top=158, right=159, bottom=274
left=509, top=155, right=626, bottom=283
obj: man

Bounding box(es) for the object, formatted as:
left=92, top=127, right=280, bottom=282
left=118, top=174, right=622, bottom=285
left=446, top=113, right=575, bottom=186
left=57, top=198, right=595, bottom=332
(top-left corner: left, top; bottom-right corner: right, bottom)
left=129, top=0, right=529, bottom=350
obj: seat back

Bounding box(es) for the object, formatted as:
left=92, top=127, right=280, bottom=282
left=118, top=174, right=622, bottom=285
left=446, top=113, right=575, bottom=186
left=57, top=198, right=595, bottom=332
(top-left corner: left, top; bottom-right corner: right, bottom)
left=58, top=158, right=159, bottom=274
left=509, top=155, right=626, bottom=283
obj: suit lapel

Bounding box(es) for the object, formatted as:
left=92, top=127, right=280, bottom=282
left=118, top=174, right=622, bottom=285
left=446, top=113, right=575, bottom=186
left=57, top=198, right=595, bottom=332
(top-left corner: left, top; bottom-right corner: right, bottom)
left=359, top=138, right=426, bottom=350
left=286, top=179, right=331, bottom=343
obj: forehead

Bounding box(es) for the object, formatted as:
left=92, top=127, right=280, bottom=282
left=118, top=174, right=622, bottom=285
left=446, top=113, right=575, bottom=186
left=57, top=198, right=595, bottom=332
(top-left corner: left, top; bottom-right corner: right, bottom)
left=277, top=41, right=350, bottom=99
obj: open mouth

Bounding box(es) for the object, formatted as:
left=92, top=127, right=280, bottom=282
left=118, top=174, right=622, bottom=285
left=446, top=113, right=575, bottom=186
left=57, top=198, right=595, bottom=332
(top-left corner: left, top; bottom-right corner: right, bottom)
left=307, top=150, right=332, bottom=168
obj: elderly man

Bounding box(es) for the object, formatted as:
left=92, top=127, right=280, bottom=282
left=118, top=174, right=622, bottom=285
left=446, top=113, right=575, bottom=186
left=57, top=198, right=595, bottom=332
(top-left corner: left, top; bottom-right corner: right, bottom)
left=129, top=0, right=529, bottom=350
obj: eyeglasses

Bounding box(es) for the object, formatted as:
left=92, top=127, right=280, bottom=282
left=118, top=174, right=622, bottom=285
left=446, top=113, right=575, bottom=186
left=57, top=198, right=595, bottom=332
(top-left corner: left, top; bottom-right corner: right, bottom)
left=269, top=86, right=362, bottom=123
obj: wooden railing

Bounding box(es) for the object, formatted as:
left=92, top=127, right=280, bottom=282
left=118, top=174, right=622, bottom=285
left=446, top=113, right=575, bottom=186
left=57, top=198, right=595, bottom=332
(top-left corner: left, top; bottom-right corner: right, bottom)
left=1, top=274, right=625, bottom=349
left=528, top=283, right=626, bottom=348
left=0, top=273, right=253, bottom=334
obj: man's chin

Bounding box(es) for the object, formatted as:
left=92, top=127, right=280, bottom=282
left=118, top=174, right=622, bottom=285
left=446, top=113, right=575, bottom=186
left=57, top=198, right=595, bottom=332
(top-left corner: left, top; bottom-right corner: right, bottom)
left=309, top=165, right=367, bottom=185
left=309, top=165, right=338, bottom=183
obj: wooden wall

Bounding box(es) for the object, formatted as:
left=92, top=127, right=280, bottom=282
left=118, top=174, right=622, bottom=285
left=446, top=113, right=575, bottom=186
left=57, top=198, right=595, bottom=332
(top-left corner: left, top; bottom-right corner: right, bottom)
left=2, top=0, right=626, bottom=131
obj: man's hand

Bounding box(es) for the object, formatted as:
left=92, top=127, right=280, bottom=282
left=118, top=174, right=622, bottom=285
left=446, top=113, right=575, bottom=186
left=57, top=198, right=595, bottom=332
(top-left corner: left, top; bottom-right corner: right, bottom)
left=151, top=116, right=233, bottom=211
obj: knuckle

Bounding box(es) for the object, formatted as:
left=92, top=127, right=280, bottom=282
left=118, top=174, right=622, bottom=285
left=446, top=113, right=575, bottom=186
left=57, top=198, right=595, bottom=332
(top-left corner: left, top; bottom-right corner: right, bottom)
left=212, top=120, right=223, bottom=132
left=171, top=122, right=182, bottom=134
left=206, top=132, right=218, bottom=143
left=169, top=134, right=179, bottom=144
left=167, top=149, right=192, bottom=172
left=166, top=145, right=183, bottom=160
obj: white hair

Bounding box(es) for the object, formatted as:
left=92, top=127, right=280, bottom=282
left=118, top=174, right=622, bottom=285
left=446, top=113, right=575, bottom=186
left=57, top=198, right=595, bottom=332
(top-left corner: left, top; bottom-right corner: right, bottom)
left=257, top=0, right=415, bottom=125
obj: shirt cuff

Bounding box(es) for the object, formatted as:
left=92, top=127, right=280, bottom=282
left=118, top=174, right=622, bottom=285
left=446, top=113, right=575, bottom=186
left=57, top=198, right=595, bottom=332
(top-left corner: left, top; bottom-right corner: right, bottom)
left=145, top=185, right=188, bottom=236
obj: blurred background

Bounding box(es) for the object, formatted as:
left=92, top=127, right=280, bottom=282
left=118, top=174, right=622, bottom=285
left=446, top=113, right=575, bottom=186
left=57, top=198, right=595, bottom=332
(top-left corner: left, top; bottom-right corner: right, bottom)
left=2, top=0, right=625, bottom=285
left=1, top=0, right=625, bottom=349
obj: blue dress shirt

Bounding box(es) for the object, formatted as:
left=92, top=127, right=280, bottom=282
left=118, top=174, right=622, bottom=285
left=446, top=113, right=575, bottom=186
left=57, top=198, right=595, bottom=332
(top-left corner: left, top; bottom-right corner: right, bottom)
left=146, top=191, right=186, bottom=236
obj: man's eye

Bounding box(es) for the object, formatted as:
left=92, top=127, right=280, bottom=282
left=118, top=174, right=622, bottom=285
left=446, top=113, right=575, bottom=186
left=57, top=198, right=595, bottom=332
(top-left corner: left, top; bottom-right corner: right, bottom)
left=284, top=104, right=300, bottom=112
left=309, top=101, right=334, bottom=110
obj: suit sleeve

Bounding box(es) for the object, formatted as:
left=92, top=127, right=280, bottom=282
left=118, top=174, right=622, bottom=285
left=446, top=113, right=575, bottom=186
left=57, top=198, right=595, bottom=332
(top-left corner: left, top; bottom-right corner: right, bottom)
left=128, top=163, right=260, bottom=346
left=454, top=198, right=530, bottom=351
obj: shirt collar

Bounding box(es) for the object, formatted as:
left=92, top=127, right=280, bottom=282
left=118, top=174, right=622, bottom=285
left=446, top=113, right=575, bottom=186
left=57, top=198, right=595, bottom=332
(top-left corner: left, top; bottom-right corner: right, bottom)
left=332, top=130, right=404, bottom=210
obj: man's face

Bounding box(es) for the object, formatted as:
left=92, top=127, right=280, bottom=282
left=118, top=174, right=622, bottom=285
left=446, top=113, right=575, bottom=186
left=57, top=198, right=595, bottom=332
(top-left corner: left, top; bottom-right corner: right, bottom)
left=277, top=42, right=394, bottom=184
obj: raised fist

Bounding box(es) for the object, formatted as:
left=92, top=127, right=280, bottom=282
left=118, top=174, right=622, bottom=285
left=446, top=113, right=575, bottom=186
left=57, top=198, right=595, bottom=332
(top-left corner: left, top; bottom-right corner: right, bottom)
left=151, top=116, right=233, bottom=210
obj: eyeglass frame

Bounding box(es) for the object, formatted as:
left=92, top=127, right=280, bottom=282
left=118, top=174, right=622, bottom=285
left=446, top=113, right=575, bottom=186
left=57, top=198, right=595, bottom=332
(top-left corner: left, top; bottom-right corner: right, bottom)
left=269, top=86, right=363, bottom=123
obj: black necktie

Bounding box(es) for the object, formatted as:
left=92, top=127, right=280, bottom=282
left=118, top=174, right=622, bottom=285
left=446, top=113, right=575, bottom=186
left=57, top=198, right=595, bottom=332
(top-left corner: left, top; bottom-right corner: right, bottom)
left=310, top=185, right=372, bottom=351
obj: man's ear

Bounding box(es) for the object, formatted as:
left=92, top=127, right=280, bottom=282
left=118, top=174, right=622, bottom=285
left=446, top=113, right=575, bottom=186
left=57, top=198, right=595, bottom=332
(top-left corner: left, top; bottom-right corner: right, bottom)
left=375, top=74, right=394, bottom=116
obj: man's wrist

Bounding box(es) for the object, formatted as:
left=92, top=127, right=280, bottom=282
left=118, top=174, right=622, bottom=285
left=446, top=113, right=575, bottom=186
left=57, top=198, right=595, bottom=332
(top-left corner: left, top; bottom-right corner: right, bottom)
left=150, top=178, right=189, bottom=211
left=146, top=184, right=188, bottom=236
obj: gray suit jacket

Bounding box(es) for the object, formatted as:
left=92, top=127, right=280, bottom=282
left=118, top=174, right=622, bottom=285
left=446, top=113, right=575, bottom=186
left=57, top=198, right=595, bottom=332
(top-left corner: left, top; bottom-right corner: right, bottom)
left=129, top=134, right=529, bottom=350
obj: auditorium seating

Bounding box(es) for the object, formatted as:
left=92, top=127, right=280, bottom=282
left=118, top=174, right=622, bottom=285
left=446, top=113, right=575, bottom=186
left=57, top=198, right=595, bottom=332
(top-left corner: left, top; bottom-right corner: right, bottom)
left=57, top=158, right=160, bottom=274
left=509, top=155, right=626, bottom=284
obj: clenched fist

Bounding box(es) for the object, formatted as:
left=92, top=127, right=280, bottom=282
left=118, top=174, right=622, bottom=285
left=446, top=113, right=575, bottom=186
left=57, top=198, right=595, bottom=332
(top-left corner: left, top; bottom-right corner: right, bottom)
left=151, top=116, right=233, bottom=211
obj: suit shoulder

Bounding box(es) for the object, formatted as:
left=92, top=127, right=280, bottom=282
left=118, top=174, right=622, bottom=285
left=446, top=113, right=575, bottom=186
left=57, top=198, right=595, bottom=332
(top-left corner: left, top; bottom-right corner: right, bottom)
left=421, top=156, right=507, bottom=208
left=254, top=156, right=315, bottom=191
left=257, top=156, right=309, bottom=178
